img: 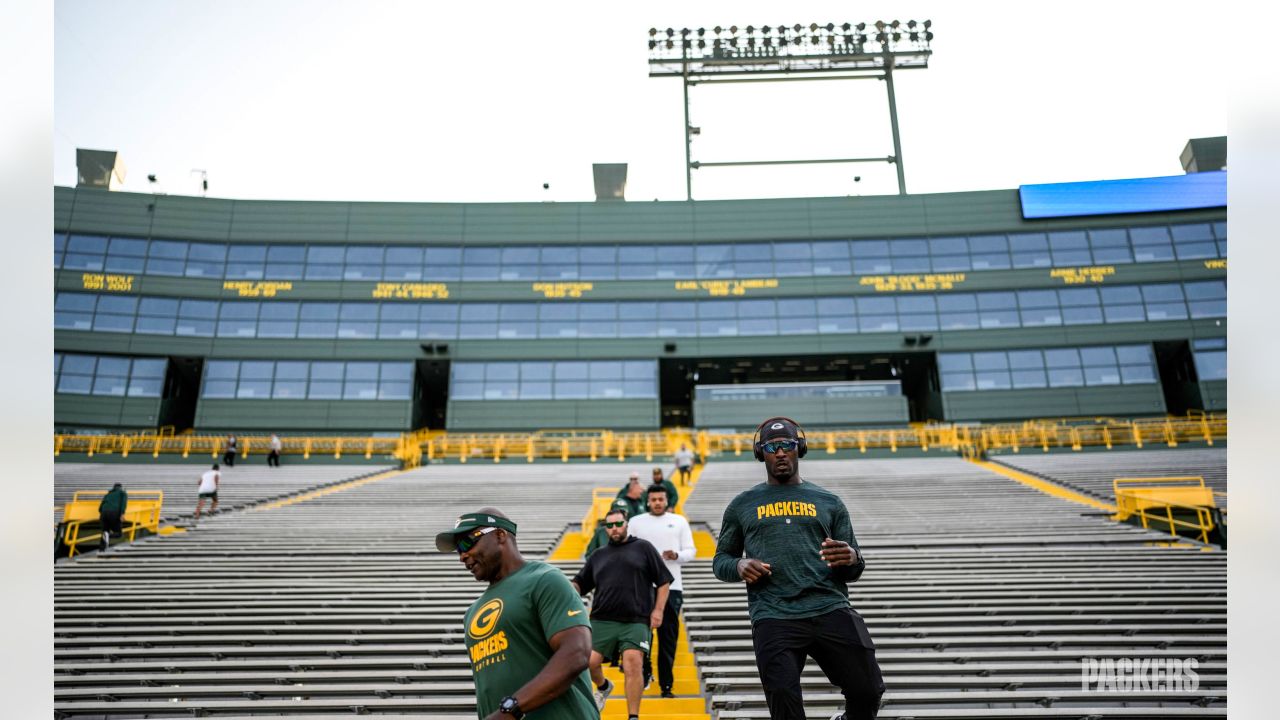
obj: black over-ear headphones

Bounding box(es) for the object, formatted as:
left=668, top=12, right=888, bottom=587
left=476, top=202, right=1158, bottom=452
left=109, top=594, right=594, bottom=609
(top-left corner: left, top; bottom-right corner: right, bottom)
left=752, top=416, right=808, bottom=461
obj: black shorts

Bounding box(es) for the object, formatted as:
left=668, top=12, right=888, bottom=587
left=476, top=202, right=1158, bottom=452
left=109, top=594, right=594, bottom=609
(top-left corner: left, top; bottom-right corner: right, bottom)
left=199, top=491, right=218, bottom=501
left=100, top=512, right=123, bottom=535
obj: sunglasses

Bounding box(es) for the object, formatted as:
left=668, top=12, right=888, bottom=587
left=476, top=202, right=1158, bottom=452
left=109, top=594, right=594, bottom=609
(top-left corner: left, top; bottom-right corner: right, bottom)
left=455, top=526, right=497, bottom=553
left=760, top=439, right=800, bottom=454
left=603, top=520, right=626, bottom=528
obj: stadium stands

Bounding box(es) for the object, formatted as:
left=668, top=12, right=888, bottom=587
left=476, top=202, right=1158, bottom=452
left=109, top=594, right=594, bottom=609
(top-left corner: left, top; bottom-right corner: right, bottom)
left=53, top=458, right=1225, bottom=718
left=991, top=448, right=1227, bottom=500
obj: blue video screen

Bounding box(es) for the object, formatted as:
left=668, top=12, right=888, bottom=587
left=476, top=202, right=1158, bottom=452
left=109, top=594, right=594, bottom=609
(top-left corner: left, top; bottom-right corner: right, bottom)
left=1019, top=171, right=1226, bottom=219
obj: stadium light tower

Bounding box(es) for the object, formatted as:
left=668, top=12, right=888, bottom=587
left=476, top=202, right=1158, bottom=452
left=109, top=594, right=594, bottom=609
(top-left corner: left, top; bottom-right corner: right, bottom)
left=648, top=21, right=933, bottom=199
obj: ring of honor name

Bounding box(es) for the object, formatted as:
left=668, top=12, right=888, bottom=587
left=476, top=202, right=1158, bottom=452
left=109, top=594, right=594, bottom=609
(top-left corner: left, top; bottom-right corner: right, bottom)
left=467, top=599, right=509, bottom=671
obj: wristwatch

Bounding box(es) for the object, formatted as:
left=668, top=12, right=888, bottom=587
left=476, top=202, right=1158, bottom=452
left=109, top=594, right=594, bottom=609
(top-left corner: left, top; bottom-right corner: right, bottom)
left=497, top=695, right=524, bottom=719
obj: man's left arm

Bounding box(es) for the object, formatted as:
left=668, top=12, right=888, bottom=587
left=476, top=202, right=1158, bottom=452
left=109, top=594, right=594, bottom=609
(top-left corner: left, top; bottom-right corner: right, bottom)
left=820, top=500, right=866, bottom=583
left=484, top=625, right=591, bottom=720
left=674, top=517, right=696, bottom=564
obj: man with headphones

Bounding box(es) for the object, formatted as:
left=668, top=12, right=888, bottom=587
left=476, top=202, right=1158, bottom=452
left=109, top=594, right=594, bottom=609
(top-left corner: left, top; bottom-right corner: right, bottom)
left=712, top=417, right=885, bottom=720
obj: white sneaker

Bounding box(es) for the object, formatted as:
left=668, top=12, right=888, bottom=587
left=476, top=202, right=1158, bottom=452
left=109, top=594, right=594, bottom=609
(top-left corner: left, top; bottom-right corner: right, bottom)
left=593, top=678, right=614, bottom=711
left=830, top=713, right=846, bottom=720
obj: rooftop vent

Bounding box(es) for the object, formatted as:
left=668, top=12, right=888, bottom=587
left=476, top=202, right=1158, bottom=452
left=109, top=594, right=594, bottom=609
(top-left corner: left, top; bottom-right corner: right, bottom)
left=593, top=163, right=627, bottom=201
left=1180, top=137, right=1226, bottom=174
left=76, top=149, right=127, bottom=190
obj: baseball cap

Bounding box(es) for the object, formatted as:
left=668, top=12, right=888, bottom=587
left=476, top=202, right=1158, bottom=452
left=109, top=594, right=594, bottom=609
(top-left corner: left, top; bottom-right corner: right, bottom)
left=434, top=511, right=518, bottom=552
left=759, top=418, right=801, bottom=442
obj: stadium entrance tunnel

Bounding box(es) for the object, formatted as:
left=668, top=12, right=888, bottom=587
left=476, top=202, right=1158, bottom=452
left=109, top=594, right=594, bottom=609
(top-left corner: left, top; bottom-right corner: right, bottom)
left=413, top=358, right=450, bottom=430
left=1154, top=340, right=1207, bottom=415
left=158, top=356, right=202, bottom=431
left=659, top=351, right=942, bottom=427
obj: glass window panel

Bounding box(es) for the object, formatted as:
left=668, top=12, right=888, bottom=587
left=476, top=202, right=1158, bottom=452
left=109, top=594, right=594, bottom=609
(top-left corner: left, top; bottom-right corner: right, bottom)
left=484, top=362, right=520, bottom=381
left=310, top=361, right=345, bottom=381
left=540, top=246, right=578, bottom=265
left=929, top=237, right=967, bottom=255
left=216, top=319, right=257, bottom=337
left=234, top=361, right=272, bottom=380
left=256, top=319, right=295, bottom=337
left=1008, top=233, right=1049, bottom=252
left=1175, top=242, right=1217, bottom=260
left=812, top=240, right=850, bottom=259
left=1184, top=281, right=1226, bottom=300
left=178, top=301, right=217, bottom=320
left=1192, top=351, right=1227, bottom=381
left=732, top=243, right=772, bottom=262
left=380, top=362, right=412, bottom=382
left=452, top=364, right=485, bottom=383
left=127, top=377, right=163, bottom=397
left=339, top=362, right=376, bottom=381
left=175, top=318, right=215, bottom=336
left=589, top=361, right=624, bottom=380
left=185, top=260, right=227, bottom=277
left=1011, top=369, right=1048, bottom=388
left=696, top=300, right=735, bottom=319
left=1142, top=284, right=1185, bottom=302
left=1084, top=365, right=1121, bottom=386
left=500, top=303, right=538, bottom=321
left=977, top=292, right=1017, bottom=310
left=1044, top=349, right=1081, bottom=368
left=203, top=361, right=240, bottom=381
left=234, top=380, right=271, bottom=398
left=345, top=246, right=384, bottom=264
left=1171, top=223, right=1213, bottom=243
left=225, top=262, right=265, bottom=279
left=303, top=380, right=339, bottom=399
left=931, top=255, right=970, bottom=271
left=553, top=380, right=588, bottom=399
left=304, top=246, right=343, bottom=264
left=68, top=234, right=108, bottom=253
left=378, top=381, right=411, bottom=400
left=461, top=303, right=500, bottom=322
left=1120, top=364, right=1158, bottom=384
left=890, top=239, right=928, bottom=256
left=734, top=315, right=777, bottom=334
left=899, top=314, right=938, bottom=331
left=343, top=264, right=383, bottom=280
left=1011, top=251, right=1052, bottom=268
left=889, top=257, right=929, bottom=273
left=618, top=319, right=657, bottom=337
left=96, top=295, right=138, bottom=315
left=697, top=318, right=737, bottom=335
left=855, top=296, right=894, bottom=315
left=972, top=352, right=1009, bottom=371
left=851, top=240, right=890, bottom=257
left=1129, top=226, right=1171, bottom=245
left=1092, top=246, right=1133, bottom=264
left=107, top=237, right=148, bottom=256
left=778, top=315, right=818, bottom=334
left=219, top=301, right=259, bottom=320
left=58, top=371, right=95, bottom=394
left=817, top=315, right=857, bottom=333
left=1020, top=307, right=1062, bottom=326
left=457, top=322, right=498, bottom=339
left=1089, top=228, right=1128, bottom=247
left=271, top=361, right=308, bottom=381
left=498, top=320, right=537, bottom=339
left=450, top=381, right=484, bottom=400
left=1080, top=347, right=1117, bottom=366
left=251, top=302, right=297, bottom=321
left=95, top=356, right=130, bottom=377
left=1048, top=367, right=1085, bottom=388
left=520, top=362, right=553, bottom=380
left=145, top=258, right=186, bottom=275
left=939, top=372, right=976, bottom=391
left=859, top=315, right=898, bottom=332
left=1132, top=244, right=1174, bottom=262
left=813, top=258, right=852, bottom=275
left=1007, top=350, right=1044, bottom=369
left=579, top=246, right=616, bottom=264
left=1049, top=231, right=1088, bottom=250
left=384, top=246, right=424, bottom=266
left=773, top=241, right=813, bottom=260
left=938, top=353, right=973, bottom=372
left=614, top=245, right=655, bottom=264
left=343, top=379, right=379, bottom=400
left=896, top=295, right=936, bottom=314
left=55, top=311, right=94, bottom=330
left=1058, top=287, right=1100, bottom=306
left=579, top=264, right=616, bottom=280
left=1188, top=300, right=1227, bottom=318
left=61, top=253, right=105, bottom=271
left=939, top=312, right=979, bottom=330
left=271, top=380, right=307, bottom=398
left=60, top=354, right=95, bottom=377
left=56, top=293, right=98, bottom=312
left=425, top=246, right=462, bottom=264
left=135, top=316, right=175, bottom=334
left=223, top=247, right=265, bottom=265
left=418, top=303, right=458, bottom=322
left=694, top=244, right=730, bottom=263
left=518, top=381, right=552, bottom=399
left=423, top=264, right=461, bottom=281
left=188, top=243, right=228, bottom=261
left=1145, top=302, right=1188, bottom=321
left=201, top=379, right=237, bottom=398
left=975, top=371, right=1011, bottom=390
left=1115, top=345, right=1153, bottom=364
left=937, top=294, right=977, bottom=312
left=967, top=235, right=1008, bottom=253
left=148, top=240, right=187, bottom=259
left=1051, top=249, right=1092, bottom=266
left=304, top=264, right=344, bottom=280
left=93, top=314, right=136, bottom=333
left=1018, top=289, right=1058, bottom=308
left=1101, top=286, right=1143, bottom=304
left=852, top=257, right=893, bottom=274
left=555, top=361, right=589, bottom=380
left=587, top=380, right=624, bottom=399
left=1103, top=304, right=1146, bottom=323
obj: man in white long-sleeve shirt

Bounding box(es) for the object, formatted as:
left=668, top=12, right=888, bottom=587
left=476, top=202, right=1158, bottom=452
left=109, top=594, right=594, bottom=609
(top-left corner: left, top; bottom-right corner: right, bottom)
left=626, top=484, right=696, bottom=698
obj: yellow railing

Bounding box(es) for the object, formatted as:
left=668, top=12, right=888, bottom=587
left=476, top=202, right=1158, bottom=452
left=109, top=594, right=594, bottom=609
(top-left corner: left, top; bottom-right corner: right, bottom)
left=1111, top=476, right=1225, bottom=544
left=581, top=487, right=624, bottom=541
left=53, top=414, right=1225, bottom=467
left=59, top=490, right=164, bottom=557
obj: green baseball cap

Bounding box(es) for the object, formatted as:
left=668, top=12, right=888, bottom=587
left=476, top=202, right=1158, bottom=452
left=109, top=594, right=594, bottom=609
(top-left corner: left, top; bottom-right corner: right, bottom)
left=435, top=511, right=518, bottom=552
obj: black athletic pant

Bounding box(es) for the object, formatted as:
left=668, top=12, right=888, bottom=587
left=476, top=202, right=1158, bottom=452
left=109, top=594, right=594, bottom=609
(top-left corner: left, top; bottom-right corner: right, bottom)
left=267, top=450, right=280, bottom=467
left=223, top=450, right=236, bottom=467
left=642, top=589, right=683, bottom=691
left=99, top=512, right=123, bottom=548
left=750, top=607, right=884, bottom=720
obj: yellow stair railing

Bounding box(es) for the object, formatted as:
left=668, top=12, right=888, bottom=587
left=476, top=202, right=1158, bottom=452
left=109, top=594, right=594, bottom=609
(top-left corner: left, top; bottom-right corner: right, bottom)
left=58, top=490, right=164, bottom=557
left=1112, top=476, right=1225, bottom=544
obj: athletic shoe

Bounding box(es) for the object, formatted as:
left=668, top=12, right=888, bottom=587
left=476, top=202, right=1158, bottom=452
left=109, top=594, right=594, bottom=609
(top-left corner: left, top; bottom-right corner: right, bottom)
left=660, top=688, right=675, bottom=698
left=829, top=713, right=846, bottom=720
left=593, top=678, right=614, bottom=711
left=643, top=670, right=653, bottom=690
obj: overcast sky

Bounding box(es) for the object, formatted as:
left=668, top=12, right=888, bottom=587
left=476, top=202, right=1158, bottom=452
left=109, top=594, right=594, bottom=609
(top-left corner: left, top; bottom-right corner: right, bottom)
left=53, top=0, right=1226, bottom=203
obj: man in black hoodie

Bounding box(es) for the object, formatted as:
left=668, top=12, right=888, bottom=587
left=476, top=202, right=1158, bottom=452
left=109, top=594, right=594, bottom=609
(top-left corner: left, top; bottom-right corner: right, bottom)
left=98, top=483, right=128, bottom=551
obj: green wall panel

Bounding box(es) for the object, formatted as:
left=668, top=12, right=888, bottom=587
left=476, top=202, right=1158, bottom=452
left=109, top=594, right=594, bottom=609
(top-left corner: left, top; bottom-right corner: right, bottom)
left=1199, top=380, right=1227, bottom=411
left=694, top=396, right=910, bottom=429
left=446, top=400, right=658, bottom=431
left=55, top=395, right=164, bottom=429
left=942, top=385, right=1166, bottom=422
left=194, top=399, right=411, bottom=431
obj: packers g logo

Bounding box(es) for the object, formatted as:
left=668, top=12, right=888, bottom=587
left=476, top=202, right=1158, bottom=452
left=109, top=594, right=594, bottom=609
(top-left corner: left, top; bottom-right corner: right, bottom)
left=469, top=599, right=504, bottom=640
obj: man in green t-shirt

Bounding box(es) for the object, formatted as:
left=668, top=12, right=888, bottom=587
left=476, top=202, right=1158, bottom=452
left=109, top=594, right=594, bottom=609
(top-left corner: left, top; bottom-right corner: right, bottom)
left=712, top=417, right=885, bottom=720
left=436, top=508, right=598, bottom=720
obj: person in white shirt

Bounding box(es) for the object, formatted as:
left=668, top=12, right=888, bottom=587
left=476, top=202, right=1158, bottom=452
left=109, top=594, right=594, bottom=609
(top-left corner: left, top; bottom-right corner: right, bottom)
left=195, top=463, right=220, bottom=519
left=626, top=484, right=696, bottom=698
left=267, top=434, right=283, bottom=468
left=673, top=444, right=696, bottom=487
